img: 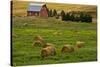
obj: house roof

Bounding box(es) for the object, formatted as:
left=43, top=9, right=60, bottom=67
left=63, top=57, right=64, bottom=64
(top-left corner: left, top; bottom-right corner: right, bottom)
left=27, top=3, right=45, bottom=12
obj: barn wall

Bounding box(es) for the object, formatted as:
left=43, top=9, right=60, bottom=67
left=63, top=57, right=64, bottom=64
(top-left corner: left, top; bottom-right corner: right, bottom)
left=39, top=6, right=48, bottom=17
left=27, top=11, right=39, bottom=16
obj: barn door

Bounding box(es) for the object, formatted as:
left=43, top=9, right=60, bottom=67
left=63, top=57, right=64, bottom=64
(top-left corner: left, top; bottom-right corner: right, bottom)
left=35, top=12, right=39, bottom=16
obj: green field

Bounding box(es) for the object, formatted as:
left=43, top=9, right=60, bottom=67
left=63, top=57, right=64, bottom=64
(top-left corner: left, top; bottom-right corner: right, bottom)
left=12, top=16, right=97, bottom=66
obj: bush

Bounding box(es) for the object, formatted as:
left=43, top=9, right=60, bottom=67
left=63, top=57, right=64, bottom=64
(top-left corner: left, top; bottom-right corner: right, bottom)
left=61, top=11, right=92, bottom=23
left=80, top=12, right=92, bottom=23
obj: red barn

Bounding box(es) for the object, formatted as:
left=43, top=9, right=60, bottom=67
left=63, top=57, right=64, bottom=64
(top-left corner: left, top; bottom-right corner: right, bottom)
left=27, top=4, right=48, bottom=17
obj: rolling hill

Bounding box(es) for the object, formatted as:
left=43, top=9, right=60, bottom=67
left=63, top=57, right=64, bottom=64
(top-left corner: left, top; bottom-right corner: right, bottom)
left=12, top=1, right=97, bottom=18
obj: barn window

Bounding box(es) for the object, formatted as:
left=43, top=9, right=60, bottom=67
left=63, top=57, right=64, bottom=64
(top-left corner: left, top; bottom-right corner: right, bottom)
left=35, top=12, right=39, bottom=16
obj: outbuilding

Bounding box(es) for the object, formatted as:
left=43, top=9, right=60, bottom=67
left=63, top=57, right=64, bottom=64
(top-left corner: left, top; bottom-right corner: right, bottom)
left=27, top=3, right=48, bottom=17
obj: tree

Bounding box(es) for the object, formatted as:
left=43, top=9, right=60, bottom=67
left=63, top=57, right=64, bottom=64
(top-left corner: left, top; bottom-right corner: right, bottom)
left=53, top=9, right=57, bottom=16
left=74, top=15, right=80, bottom=22
left=61, top=10, right=66, bottom=21
left=49, top=9, right=53, bottom=17
left=48, top=9, right=50, bottom=17
left=80, top=12, right=92, bottom=23
left=64, top=13, right=70, bottom=21
left=69, top=13, right=75, bottom=21
left=85, top=14, right=92, bottom=22
left=80, top=12, right=86, bottom=22
left=55, top=14, right=60, bottom=19
left=61, top=10, right=65, bottom=16
left=88, top=15, right=92, bottom=22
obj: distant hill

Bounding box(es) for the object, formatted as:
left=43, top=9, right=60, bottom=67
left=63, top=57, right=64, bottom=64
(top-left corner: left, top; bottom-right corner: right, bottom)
left=12, top=1, right=97, bottom=18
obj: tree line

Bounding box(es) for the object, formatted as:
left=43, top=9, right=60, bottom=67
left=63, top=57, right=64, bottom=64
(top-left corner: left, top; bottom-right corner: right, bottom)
left=48, top=9, right=92, bottom=23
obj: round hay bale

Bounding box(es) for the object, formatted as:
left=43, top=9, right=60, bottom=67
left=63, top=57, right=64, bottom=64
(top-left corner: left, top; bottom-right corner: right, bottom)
left=34, top=35, right=45, bottom=43
left=33, top=35, right=46, bottom=47
left=33, top=40, right=43, bottom=47
left=41, top=47, right=50, bottom=58
left=34, top=35, right=44, bottom=41
left=41, top=45, right=56, bottom=58
left=61, top=44, right=74, bottom=53
left=76, top=41, right=85, bottom=48
left=43, top=43, right=53, bottom=48
left=43, top=43, right=56, bottom=55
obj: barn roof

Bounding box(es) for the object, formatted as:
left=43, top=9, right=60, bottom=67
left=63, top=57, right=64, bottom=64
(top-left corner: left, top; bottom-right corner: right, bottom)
left=27, top=3, right=45, bottom=12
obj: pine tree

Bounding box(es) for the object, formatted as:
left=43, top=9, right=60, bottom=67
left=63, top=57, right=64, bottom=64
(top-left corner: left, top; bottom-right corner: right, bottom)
left=79, top=12, right=92, bottom=23
left=88, top=15, right=92, bottom=22
left=75, top=15, right=80, bottom=22
left=53, top=9, right=57, bottom=16
left=85, top=14, right=92, bottom=22
left=49, top=9, right=53, bottom=17
left=80, top=12, right=85, bottom=22
left=48, top=9, right=50, bottom=17
left=61, top=10, right=66, bottom=21
left=61, top=10, right=65, bottom=16
left=55, top=14, right=60, bottom=19
left=70, top=13, right=75, bottom=21
left=65, top=13, right=70, bottom=21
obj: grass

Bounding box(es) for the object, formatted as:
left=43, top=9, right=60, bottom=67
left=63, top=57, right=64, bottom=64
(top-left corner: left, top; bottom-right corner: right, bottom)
left=12, top=16, right=97, bottom=66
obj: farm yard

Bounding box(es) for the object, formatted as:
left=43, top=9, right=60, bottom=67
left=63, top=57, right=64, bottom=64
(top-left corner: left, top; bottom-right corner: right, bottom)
left=12, top=1, right=97, bottom=66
